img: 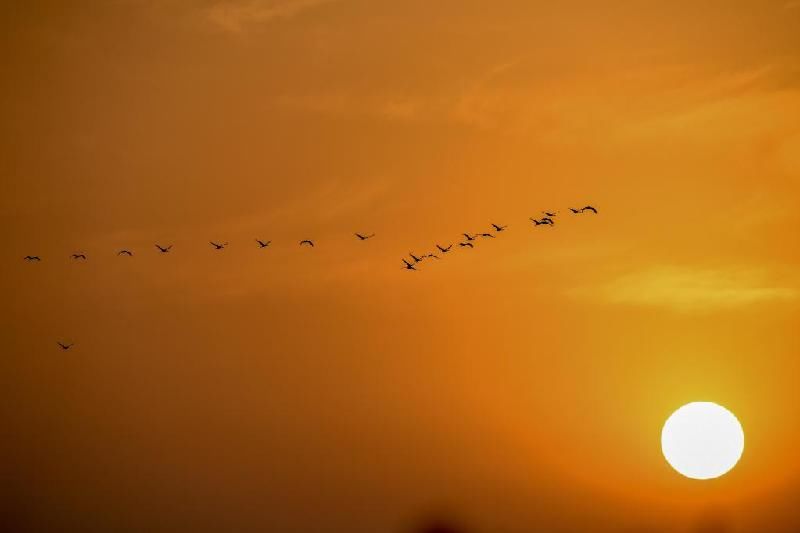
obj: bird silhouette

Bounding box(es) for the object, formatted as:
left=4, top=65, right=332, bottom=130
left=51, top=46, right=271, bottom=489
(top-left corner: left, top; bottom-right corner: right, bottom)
left=117, top=250, right=133, bottom=256
left=57, top=342, right=73, bottom=350
left=155, top=244, right=172, bottom=253
left=402, top=259, right=417, bottom=271
left=462, top=233, right=477, bottom=241
left=300, top=240, right=314, bottom=247
left=355, top=233, right=375, bottom=240
left=409, top=253, right=423, bottom=263
left=543, top=211, right=557, bottom=217
left=569, top=207, right=581, bottom=214
left=424, top=253, right=440, bottom=260
left=71, top=253, right=87, bottom=260
left=491, top=224, right=507, bottom=232
left=210, top=241, right=228, bottom=250
left=256, top=239, right=271, bottom=248
left=478, top=233, right=495, bottom=238
left=530, top=217, right=554, bottom=226
left=436, top=244, right=453, bottom=253
left=459, top=242, right=474, bottom=248
left=581, top=205, right=598, bottom=214
left=23, top=255, right=41, bottom=261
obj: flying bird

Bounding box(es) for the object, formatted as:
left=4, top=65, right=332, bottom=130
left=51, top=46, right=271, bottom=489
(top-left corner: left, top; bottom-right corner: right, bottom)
left=543, top=211, right=557, bottom=217
left=409, top=253, right=423, bottom=263
left=478, top=233, right=495, bottom=238
left=581, top=205, right=598, bottom=214
left=436, top=244, right=452, bottom=253
left=491, top=224, right=507, bottom=232
left=300, top=240, right=314, bottom=247
left=424, top=253, right=440, bottom=260
left=117, top=250, right=133, bottom=256
left=24, top=255, right=41, bottom=261
left=71, top=253, right=87, bottom=260
left=57, top=342, right=73, bottom=351
left=210, top=241, right=228, bottom=250
left=402, top=259, right=416, bottom=271
left=155, top=244, right=172, bottom=253
left=462, top=233, right=477, bottom=241
left=458, top=242, right=474, bottom=248
left=256, top=239, right=271, bottom=248
left=569, top=207, right=581, bottom=214
left=355, top=233, right=375, bottom=240
left=530, top=217, right=554, bottom=226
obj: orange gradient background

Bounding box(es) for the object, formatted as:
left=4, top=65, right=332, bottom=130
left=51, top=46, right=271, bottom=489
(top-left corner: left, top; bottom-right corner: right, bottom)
left=2, top=1, right=800, bottom=531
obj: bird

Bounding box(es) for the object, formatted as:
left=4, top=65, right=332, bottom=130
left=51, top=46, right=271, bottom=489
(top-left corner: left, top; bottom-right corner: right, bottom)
left=530, top=217, right=554, bottom=226
left=491, top=224, right=507, bottom=232
left=569, top=207, right=581, bottom=214
left=23, top=255, right=41, bottom=261
left=462, top=233, right=477, bottom=241
left=210, top=241, right=228, bottom=250
left=155, top=244, right=172, bottom=253
left=256, top=239, right=271, bottom=248
left=543, top=211, right=557, bottom=217
left=436, top=244, right=453, bottom=253
left=424, top=253, right=440, bottom=260
left=409, top=253, right=423, bottom=263
left=459, top=242, right=474, bottom=248
left=402, top=259, right=416, bottom=271
left=117, top=250, right=133, bottom=256
left=57, top=342, right=73, bottom=351
left=581, top=205, right=598, bottom=214
left=71, top=253, right=87, bottom=260
left=478, top=233, right=495, bottom=238
left=300, top=240, right=314, bottom=247
left=355, top=233, right=375, bottom=240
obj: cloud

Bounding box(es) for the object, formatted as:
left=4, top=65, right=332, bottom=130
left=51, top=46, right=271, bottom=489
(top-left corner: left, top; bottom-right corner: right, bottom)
left=204, top=0, right=336, bottom=33
left=573, top=266, right=798, bottom=312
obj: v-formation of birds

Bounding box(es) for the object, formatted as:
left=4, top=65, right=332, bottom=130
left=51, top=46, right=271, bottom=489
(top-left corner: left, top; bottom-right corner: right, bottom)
left=22, top=206, right=598, bottom=269
left=32, top=206, right=596, bottom=349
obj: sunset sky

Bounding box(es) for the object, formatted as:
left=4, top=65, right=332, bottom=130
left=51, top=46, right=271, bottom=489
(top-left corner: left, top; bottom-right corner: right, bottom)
left=2, top=1, right=800, bottom=531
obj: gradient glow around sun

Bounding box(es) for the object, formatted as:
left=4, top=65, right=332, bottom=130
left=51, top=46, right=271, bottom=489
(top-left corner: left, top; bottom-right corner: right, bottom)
left=661, top=402, right=744, bottom=480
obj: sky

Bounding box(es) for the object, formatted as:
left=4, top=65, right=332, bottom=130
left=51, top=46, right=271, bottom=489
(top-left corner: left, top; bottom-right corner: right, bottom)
left=1, top=1, right=799, bottom=531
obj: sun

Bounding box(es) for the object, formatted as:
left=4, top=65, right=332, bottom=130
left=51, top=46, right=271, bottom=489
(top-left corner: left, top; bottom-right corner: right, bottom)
left=661, top=402, right=744, bottom=480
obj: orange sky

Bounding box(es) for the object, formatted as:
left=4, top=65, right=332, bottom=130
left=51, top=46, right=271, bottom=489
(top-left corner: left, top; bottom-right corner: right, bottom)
left=2, top=1, right=800, bottom=531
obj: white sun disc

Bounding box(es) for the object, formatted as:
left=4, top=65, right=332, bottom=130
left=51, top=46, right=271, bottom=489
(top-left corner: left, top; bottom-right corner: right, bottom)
left=661, top=402, right=744, bottom=480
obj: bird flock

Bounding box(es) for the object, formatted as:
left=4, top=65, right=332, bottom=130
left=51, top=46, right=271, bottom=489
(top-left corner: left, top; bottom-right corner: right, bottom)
left=401, top=205, right=598, bottom=271
left=22, top=204, right=598, bottom=349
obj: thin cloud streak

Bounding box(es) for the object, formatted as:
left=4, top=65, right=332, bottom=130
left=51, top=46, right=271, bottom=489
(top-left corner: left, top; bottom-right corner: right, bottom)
left=204, top=0, right=338, bottom=33
left=572, top=266, right=798, bottom=312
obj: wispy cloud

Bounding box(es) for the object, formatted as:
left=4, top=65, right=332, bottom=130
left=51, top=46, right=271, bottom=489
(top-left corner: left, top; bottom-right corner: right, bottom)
left=204, top=0, right=337, bottom=33
left=572, top=266, right=798, bottom=312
